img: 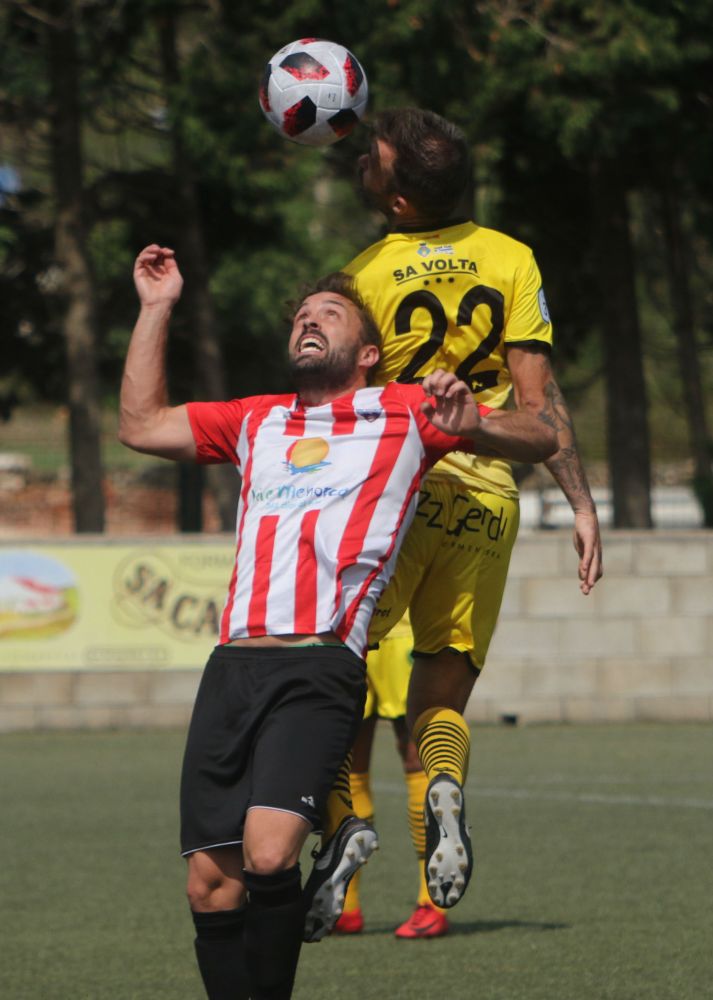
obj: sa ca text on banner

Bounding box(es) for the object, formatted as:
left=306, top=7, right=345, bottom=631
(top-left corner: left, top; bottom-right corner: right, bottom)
left=0, top=542, right=233, bottom=671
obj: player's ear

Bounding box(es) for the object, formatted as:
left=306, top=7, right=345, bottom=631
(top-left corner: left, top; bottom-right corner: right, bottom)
left=390, top=194, right=408, bottom=216
left=360, top=344, right=380, bottom=372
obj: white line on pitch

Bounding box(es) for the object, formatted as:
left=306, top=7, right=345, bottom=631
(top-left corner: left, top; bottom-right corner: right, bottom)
left=472, top=788, right=713, bottom=809
left=372, top=781, right=713, bottom=810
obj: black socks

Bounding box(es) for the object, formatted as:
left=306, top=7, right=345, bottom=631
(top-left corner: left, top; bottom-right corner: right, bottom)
left=243, top=864, right=304, bottom=1000
left=192, top=906, right=250, bottom=1000
left=192, top=864, right=304, bottom=1000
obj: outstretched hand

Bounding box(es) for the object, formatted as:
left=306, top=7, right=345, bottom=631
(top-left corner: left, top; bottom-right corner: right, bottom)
left=421, top=370, right=481, bottom=437
left=133, top=245, right=183, bottom=307
left=573, top=510, right=603, bottom=595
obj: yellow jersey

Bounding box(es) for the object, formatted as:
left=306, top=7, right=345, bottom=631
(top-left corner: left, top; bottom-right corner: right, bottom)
left=344, top=221, right=553, bottom=497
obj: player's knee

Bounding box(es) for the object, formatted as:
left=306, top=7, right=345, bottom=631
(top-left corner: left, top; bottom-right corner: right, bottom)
left=242, top=841, right=297, bottom=875
left=186, top=868, right=225, bottom=911
left=185, top=848, right=248, bottom=912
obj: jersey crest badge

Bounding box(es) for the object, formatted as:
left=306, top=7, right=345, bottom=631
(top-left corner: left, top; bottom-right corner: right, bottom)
left=356, top=409, right=382, bottom=423
left=417, top=242, right=431, bottom=257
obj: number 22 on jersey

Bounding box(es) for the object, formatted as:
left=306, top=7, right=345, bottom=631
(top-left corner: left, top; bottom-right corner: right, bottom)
left=391, top=283, right=504, bottom=396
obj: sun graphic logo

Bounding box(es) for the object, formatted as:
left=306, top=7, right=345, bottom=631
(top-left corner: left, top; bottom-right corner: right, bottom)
left=284, top=437, right=331, bottom=475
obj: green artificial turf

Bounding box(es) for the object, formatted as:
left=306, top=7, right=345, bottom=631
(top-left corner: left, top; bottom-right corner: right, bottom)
left=1, top=724, right=711, bottom=999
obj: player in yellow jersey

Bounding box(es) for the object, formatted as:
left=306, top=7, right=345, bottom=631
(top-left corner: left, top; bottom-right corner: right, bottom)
left=334, top=615, right=450, bottom=939
left=303, top=108, right=602, bottom=942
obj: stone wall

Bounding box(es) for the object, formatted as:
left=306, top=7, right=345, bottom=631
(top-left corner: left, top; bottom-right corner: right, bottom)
left=0, top=531, right=711, bottom=732
left=472, top=531, right=713, bottom=723
left=0, top=669, right=201, bottom=732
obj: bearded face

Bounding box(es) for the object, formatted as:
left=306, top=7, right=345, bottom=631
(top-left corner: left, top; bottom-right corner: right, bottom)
left=288, top=329, right=363, bottom=395
left=287, top=291, right=374, bottom=398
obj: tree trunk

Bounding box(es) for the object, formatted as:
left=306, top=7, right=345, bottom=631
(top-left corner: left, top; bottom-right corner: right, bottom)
left=47, top=0, right=105, bottom=532
left=660, top=178, right=713, bottom=526
left=590, top=162, right=652, bottom=528
left=158, top=8, right=239, bottom=533
left=178, top=463, right=205, bottom=532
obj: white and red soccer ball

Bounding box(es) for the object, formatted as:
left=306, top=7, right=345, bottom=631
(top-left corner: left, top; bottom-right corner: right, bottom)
left=259, top=38, right=368, bottom=146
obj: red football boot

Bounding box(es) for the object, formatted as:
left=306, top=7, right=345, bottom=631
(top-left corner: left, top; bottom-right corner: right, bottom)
left=333, top=908, right=364, bottom=934
left=394, top=903, right=450, bottom=939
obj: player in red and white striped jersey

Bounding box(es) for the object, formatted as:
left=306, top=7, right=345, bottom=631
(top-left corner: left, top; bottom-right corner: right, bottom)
left=187, top=379, right=485, bottom=659
left=119, top=246, right=556, bottom=1000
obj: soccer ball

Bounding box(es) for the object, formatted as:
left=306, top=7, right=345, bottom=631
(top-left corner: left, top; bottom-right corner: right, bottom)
left=259, top=38, right=368, bottom=147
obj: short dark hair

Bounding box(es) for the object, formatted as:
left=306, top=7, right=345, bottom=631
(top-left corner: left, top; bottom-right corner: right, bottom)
left=293, top=271, right=381, bottom=351
left=372, top=108, right=471, bottom=219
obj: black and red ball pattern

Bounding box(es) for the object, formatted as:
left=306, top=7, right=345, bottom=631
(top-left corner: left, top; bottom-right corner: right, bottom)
left=258, top=65, right=272, bottom=112
left=279, top=52, right=329, bottom=82
left=327, top=108, right=359, bottom=137
left=282, top=96, right=318, bottom=137
left=282, top=102, right=359, bottom=139
left=342, top=54, right=364, bottom=97
left=260, top=39, right=368, bottom=146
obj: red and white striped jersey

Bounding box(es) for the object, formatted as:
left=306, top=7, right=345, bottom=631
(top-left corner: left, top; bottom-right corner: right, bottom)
left=187, top=382, right=477, bottom=657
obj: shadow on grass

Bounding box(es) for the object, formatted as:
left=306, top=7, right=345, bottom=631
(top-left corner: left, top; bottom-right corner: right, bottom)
left=449, top=918, right=571, bottom=935
left=352, top=918, right=570, bottom=937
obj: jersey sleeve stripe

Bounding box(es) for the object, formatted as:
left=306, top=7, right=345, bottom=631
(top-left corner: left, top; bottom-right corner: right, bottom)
left=293, top=509, right=320, bottom=634
left=504, top=337, right=552, bottom=351
left=186, top=400, right=243, bottom=464
left=246, top=515, right=280, bottom=636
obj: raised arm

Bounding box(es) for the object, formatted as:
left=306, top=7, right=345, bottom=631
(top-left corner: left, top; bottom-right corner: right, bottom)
left=118, top=245, right=196, bottom=461
left=421, top=370, right=558, bottom=464
left=507, top=343, right=603, bottom=594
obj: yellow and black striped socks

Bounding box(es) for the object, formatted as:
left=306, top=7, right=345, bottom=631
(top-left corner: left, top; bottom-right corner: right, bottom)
left=341, top=771, right=374, bottom=914
left=404, top=769, right=438, bottom=908
left=413, top=707, right=470, bottom=786
left=321, top=753, right=354, bottom=842
left=406, top=769, right=428, bottom=862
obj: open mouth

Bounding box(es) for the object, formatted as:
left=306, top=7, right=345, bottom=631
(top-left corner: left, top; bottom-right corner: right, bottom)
left=297, top=332, right=327, bottom=355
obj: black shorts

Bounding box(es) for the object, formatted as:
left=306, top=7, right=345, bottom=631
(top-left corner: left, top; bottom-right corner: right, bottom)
left=180, top=644, right=366, bottom=856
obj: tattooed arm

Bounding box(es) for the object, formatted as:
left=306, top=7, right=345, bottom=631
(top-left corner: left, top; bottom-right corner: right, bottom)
left=507, top=343, right=603, bottom=594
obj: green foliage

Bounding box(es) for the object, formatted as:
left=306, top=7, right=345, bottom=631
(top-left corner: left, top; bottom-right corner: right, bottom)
left=1, top=0, right=712, bottom=483
left=0, top=224, right=16, bottom=267
left=88, top=218, right=134, bottom=285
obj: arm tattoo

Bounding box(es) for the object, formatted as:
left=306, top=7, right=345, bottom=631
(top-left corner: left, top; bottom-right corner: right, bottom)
left=538, top=374, right=595, bottom=513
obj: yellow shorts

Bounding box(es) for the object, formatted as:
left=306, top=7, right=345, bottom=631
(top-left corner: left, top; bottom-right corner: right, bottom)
left=368, top=482, right=519, bottom=670
left=364, top=628, right=413, bottom=720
